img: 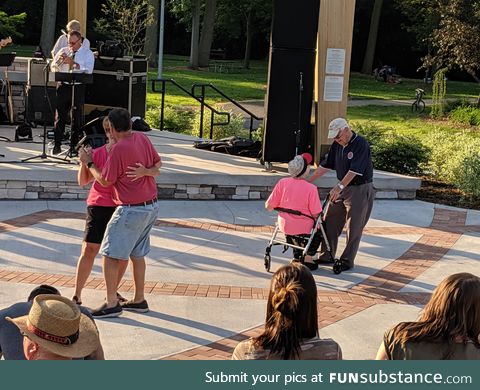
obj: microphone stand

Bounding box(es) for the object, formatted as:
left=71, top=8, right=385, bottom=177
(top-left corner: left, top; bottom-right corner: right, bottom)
left=21, top=61, right=73, bottom=164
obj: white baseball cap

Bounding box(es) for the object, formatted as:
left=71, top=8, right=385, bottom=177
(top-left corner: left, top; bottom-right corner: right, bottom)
left=328, top=117, right=349, bottom=139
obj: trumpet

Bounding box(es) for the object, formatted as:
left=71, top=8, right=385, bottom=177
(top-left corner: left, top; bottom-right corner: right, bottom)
left=53, top=49, right=75, bottom=70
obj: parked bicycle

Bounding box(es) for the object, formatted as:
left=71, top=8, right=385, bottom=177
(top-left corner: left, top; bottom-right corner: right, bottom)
left=412, top=88, right=426, bottom=113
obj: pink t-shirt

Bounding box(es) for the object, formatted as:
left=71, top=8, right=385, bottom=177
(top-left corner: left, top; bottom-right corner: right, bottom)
left=266, top=177, right=322, bottom=235
left=86, top=145, right=116, bottom=207
left=102, top=132, right=160, bottom=205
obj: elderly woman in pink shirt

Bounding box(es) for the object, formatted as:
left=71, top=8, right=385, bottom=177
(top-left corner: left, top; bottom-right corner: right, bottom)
left=265, top=154, right=322, bottom=271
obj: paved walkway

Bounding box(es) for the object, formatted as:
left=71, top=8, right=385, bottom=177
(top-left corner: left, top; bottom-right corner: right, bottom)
left=1, top=199, right=479, bottom=359
left=220, top=98, right=424, bottom=119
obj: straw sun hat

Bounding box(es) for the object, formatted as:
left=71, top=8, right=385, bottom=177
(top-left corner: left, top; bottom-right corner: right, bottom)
left=7, top=295, right=99, bottom=359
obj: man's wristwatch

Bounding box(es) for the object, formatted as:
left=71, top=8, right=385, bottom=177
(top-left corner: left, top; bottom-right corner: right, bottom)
left=87, top=161, right=95, bottom=169
left=337, top=183, right=345, bottom=190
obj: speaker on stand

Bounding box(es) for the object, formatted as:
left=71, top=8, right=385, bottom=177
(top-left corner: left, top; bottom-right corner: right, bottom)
left=262, top=0, right=320, bottom=166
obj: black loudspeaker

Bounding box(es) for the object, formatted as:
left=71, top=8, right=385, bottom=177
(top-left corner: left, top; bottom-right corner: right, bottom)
left=263, top=49, right=316, bottom=162
left=26, top=86, right=57, bottom=125
left=263, top=0, right=320, bottom=163
left=271, top=0, right=320, bottom=50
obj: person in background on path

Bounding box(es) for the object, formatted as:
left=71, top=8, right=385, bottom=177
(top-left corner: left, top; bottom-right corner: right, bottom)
left=376, top=273, right=480, bottom=360
left=6, top=294, right=100, bottom=360
left=0, top=285, right=104, bottom=360
left=232, top=263, right=342, bottom=360
left=308, top=118, right=374, bottom=271
left=74, top=117, right=161, bottom=306
left=80, top=108, right=161, bottom=318
left=51, top=19, right=91, bottom=58
left=265, top=154, right=322, bottom=271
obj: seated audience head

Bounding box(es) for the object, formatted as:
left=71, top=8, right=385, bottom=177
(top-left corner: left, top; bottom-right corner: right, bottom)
left=27, top=284, right=60, bottom=302
left=7, top=295, right=100, bottom=360
left=414, top=272, right=480, bottom=344
left=288, top=155, right=310, bottom=180
left=255, top=263, right=318, bottom=359
left=108, top=108, right=131, bottom=133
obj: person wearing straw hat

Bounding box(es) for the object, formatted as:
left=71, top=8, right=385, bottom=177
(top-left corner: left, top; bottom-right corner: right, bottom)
left=0, top=285, right=104, bottom=360
left=308, top=118, right=374, bottom=271
left=265, top=153, right=322, bottom=271
left=6, top=295, right=100, bottom=360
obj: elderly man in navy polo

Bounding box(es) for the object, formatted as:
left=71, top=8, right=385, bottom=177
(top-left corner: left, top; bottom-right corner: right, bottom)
left=308, top=118, right=374, bottom=271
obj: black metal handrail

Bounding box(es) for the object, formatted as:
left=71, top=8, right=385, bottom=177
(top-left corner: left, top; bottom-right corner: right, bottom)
left=151, top=78, right=230, bottom=139
left=191, top=83, right=263, bottom=139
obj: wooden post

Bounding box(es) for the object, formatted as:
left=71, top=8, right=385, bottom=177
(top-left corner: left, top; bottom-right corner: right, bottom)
left=68, top=0, right=87, bottom=35
left=315, top=0, right=356, bottom=162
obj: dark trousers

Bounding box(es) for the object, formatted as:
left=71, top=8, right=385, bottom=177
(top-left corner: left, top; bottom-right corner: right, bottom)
left=54, top=83, right=85, bottom=148
left=319, top=182, right=374, bottom=267
left=286, top=231, right=323, bottom=260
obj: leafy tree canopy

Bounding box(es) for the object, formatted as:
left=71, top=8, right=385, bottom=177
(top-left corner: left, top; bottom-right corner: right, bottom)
left=0, top=10, right=26, bottom=38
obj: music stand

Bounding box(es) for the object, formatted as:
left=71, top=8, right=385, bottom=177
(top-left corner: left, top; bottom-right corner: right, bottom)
left=0, top=53, right=16, bottom=143
left=53, top=72, right=93, bottom=160
left=20, top=62, right=73, bottom=164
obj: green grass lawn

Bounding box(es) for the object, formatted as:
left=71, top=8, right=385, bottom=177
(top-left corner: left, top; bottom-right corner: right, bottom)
left=147, top=56, right=267, bottom=108
left=6, top=44, right=36, bottom=57
left=146, top=56, right=479, bottom=108
left=347, top=105, right=480, bottom=138
left=348, top=72, right=479, bottom=100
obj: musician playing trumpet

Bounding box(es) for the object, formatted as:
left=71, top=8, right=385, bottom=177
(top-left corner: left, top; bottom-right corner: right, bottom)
left=51, top=31, right=94, bottom=155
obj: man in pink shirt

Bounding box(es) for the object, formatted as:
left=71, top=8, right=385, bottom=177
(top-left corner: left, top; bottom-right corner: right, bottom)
left=265, top=154, right=322, bottom=271
left=80, top=108, right=161, bottom=318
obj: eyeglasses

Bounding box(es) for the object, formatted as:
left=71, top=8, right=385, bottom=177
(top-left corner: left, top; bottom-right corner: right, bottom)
left=68, top=39, right=80, bottom=45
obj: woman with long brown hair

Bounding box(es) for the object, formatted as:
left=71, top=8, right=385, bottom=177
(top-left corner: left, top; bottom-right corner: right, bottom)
left=376, top=272, right=480, bottom=360
left=232, top=263, right=342, bottom=360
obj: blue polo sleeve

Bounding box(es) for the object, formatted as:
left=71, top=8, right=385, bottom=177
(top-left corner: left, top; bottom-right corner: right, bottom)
left=349, top=138, right=371, bottom=175
left=320, top=143, right=337, bottom=170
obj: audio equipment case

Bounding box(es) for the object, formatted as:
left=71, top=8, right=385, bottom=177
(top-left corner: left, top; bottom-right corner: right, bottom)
left=85, top=56, right=147, bottom=117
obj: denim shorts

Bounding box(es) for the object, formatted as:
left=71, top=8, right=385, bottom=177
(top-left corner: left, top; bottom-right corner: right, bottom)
left=99, top=202, right=159, bottom=260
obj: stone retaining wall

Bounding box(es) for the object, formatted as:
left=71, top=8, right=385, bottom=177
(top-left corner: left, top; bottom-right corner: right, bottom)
left=0, top=180, right=416, bottom=200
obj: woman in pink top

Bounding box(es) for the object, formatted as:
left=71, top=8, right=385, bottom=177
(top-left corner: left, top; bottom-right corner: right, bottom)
left=265, top=154, right=322, bottom=271
left=72, top=117, right=159, bottom=305
left=72, top=118, right=120, bottom=305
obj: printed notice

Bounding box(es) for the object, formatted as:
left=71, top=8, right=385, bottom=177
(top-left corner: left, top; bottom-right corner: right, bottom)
left=325, top=48, right=345, bottom=74
left=323, top=76, right=344, bottom=102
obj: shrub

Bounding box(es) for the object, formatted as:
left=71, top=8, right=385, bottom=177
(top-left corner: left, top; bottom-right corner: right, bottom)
left=457, top=152, right=480, bottom=197
left=354, top=121, right=430, bottom=175
left=191, top=108, right=248, bottom=140
left=449, top=105, right=480, bottom=126
left=145, top=106, right=194, bottom=133
left=423, top=132, right=480, bottom=195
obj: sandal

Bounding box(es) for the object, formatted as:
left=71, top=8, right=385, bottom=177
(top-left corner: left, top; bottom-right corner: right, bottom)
left=72, top=296, right=82, bottom=305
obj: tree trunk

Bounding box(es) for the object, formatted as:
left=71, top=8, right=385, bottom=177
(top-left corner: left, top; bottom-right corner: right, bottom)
left=198, top=0, right=216, bottom=67
left=361, top=0, right=383, bottom=75
left=145, top=0, right=160, bottom=66
left=40, top=0, right=58, bottom=56
left=189, top=0, right=201, bottom=69
left=243, top=10, right=254, bottom=69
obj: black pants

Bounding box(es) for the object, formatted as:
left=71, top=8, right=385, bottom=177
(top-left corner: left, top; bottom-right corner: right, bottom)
left=286, top=231, right=323, bottom=260
left=54, top=83, right=85, bottom=149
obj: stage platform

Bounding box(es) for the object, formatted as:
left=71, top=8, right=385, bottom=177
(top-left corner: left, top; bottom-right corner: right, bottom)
left=0, top=125, right=420, bottom=200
